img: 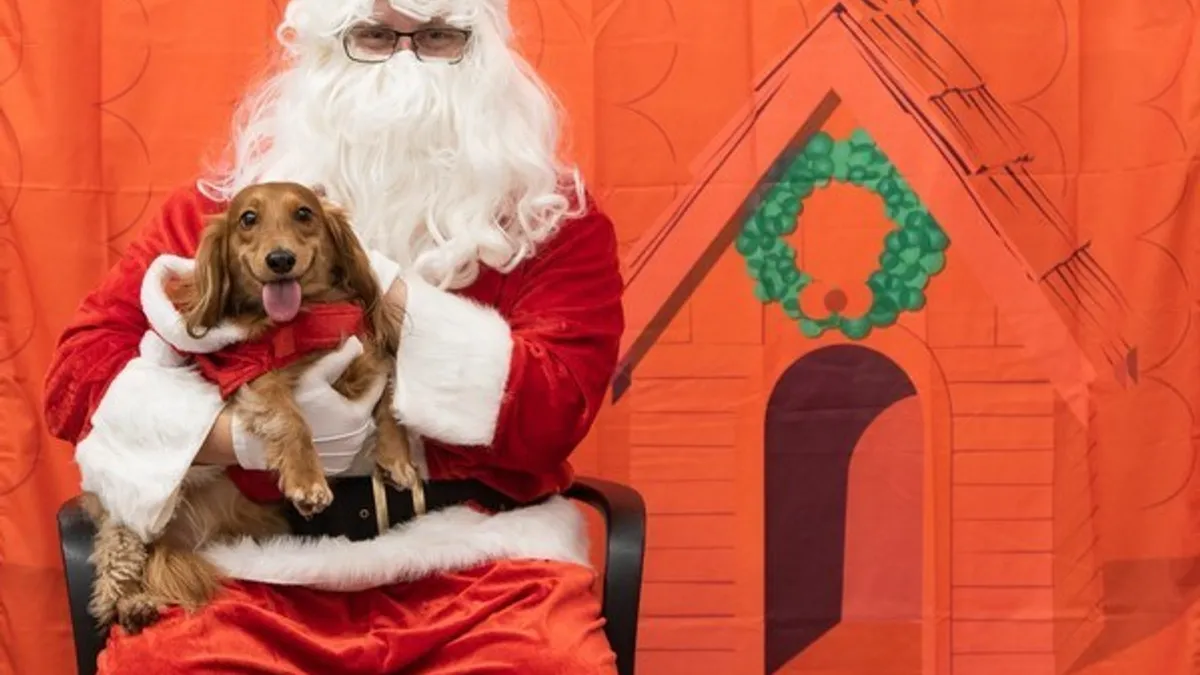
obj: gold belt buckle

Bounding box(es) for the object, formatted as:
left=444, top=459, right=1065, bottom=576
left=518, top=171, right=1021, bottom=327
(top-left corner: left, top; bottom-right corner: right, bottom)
left=370, top=469, right=428, bottom=537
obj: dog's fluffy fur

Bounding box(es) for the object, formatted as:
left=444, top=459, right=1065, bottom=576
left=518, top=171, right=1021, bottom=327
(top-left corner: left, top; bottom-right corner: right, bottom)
left=84, top=182, right=416, bottom=634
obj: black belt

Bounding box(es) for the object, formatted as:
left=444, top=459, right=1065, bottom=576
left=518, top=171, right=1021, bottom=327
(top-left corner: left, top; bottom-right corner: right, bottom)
left=283, top=477, right=539, bottom=542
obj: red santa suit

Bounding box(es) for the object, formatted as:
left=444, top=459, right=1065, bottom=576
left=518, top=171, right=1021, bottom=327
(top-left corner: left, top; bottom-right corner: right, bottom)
left=43, top=185, right=625, bottom=673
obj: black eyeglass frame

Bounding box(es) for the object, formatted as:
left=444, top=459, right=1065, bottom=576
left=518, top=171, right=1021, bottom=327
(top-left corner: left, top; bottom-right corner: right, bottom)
left=341, top=25, right=474, bottom=65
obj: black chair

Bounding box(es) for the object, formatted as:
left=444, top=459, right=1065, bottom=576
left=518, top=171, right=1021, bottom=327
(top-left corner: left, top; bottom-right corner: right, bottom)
left=58, top=477, right=646, bottom=675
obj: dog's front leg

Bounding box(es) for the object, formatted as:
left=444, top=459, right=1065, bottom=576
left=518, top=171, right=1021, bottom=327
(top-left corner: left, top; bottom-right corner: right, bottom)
left=373, top=378, right=419, bottom=490
left=330, top=351, right=418, bottom=490
left=234, top=373, right=332, bottom=518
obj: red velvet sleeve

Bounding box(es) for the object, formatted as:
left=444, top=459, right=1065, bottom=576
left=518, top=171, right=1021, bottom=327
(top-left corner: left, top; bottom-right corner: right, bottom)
left=405, top=203, right=624, bottom=490
left=489, top=207, right=625, bottom=470
left=43, top=188, right=212, bottom=443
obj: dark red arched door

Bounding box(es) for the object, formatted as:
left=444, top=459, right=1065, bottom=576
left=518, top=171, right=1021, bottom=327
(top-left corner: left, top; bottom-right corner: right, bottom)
left=764, top=344, right=921, bottom=673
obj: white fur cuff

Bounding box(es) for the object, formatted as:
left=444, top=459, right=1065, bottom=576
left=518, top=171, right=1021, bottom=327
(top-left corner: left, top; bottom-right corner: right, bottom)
left=75, top=354, right=225, bottom=541
left=142, top=254, right=248, bottom=353
left=392, top=276, right=514, bottom=446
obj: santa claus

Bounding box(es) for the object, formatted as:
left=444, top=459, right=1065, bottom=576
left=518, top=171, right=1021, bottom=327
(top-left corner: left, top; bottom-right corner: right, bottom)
left=42, top=0, right=624, bottom=672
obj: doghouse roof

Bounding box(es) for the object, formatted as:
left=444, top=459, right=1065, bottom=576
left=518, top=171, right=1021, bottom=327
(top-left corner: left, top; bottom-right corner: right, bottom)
left=613, top=0, right=1128, bottom=422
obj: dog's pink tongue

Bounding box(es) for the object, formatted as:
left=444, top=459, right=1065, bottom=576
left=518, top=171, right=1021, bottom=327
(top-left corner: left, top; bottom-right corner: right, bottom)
left=262, top=280, right=302, bottom=323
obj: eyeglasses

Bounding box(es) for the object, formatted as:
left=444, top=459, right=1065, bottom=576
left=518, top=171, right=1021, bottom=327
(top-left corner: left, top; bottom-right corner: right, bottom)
left=342, top=24, right=472, bottom=64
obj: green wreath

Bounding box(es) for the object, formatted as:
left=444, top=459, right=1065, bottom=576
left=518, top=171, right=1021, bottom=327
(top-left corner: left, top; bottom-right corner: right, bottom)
left=734, top=128, right=950, bottom=340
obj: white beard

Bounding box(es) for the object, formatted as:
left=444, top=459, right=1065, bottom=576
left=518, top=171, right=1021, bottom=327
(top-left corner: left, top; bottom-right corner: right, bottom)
left=199, top=0, right=584, bottom=289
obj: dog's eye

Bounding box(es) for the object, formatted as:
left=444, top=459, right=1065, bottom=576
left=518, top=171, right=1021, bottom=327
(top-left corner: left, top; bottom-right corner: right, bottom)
left=239, top=211, right=258, bottom=228
left=295, top=206, right=313, bottom=221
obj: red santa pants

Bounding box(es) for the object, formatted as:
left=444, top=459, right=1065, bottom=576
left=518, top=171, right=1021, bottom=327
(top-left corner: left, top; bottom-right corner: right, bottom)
left=97, top=559, right=617, bottom=674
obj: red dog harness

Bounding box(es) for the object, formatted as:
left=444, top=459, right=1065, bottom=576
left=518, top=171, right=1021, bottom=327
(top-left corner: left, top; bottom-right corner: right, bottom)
left=176, top=303, right=367, bottom=503
left=191, top=303, right=366, bottom=400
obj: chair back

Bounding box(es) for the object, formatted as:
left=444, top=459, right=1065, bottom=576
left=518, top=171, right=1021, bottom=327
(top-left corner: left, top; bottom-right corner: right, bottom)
left=57, top=499, right=104, bottom=675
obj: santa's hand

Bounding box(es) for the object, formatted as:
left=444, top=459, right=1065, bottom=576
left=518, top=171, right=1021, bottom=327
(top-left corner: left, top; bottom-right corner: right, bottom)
left=231, top=337, right=386, bottom=475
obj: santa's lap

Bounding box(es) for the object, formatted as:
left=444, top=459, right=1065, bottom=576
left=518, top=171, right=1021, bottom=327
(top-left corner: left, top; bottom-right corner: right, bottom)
left=97, top=559, right=617, bottom=675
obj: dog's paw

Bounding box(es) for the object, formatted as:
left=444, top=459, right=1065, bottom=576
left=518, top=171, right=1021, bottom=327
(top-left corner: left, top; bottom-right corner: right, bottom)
left=380, top=459, right=420, bottom=490
left=116, top=594, right=160, bottom=635
left=287, top=482, right=334, bottom=518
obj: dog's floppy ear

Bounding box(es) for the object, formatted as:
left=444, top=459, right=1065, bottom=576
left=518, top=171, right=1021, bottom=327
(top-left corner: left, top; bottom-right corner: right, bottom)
left=322, top=202, right=400, bottom=352
left=175, top=214, right=232, bottom=338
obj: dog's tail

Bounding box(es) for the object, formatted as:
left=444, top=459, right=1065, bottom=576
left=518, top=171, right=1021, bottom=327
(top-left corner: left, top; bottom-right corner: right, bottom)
left=144, top=546, right=225, bottom=612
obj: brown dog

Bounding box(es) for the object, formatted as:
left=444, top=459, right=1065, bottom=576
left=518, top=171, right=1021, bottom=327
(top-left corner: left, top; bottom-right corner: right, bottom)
left=84, top=182, right=420, bottom=634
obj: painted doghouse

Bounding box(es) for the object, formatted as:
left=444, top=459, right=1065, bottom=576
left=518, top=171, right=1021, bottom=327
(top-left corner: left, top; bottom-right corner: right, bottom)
left=604, top=2, right=1126, bottom=673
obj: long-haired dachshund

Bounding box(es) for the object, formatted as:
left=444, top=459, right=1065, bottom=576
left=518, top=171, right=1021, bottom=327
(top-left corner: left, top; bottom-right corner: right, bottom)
left=82, top=182, right=420, bottom=634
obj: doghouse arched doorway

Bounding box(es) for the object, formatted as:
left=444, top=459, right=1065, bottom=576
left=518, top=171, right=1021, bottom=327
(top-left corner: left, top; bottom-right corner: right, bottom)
left=764, top=344, right=924, bottom=674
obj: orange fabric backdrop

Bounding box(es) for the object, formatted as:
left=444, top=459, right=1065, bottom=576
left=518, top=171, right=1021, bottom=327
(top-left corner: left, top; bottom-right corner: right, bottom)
left=3, top=1, right=1200, bottom=673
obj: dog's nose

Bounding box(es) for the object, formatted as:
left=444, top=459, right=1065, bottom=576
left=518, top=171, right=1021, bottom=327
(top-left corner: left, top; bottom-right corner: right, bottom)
left=265, top=249, right=297, bottom=274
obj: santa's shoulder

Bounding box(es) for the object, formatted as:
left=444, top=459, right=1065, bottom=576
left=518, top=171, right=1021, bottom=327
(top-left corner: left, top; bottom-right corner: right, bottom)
left=536, top=191, right=618, bottom=262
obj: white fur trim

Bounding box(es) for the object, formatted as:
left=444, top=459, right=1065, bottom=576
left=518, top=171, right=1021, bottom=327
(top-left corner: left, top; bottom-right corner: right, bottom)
left=393, top=275, right=514, bottom=446
left=141, top=254, right=249, bottom=354
left=201, top=495, right=589, bottom=590
left=75, top=333, right=226, bottom=541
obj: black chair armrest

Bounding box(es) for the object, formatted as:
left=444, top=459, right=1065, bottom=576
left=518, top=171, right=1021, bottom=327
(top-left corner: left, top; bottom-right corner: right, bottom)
left=566, top=477, right=647, bottom=675
left=57, top=496, right=103, bottom=675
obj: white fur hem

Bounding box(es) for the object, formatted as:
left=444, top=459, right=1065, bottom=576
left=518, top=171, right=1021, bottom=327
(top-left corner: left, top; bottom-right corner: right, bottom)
left=201, top=495, right=589, bottom=590
left=142, top=254, right=248, bottom=353
left=75, top=337, right=225, bottom=541
left=393, top=275, right=514, bottom=446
